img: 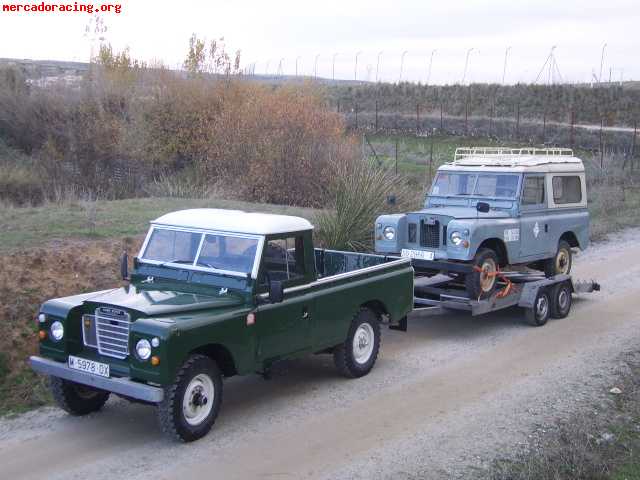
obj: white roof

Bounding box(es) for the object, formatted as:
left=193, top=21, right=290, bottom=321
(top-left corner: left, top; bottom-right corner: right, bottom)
left=442, top=147, right=584, bottom=173
left=151, top=209, right=313, bottom=235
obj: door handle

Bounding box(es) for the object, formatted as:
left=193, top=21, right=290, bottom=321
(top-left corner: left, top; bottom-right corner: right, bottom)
left=545, top=224, right=549, bottom=233
left=302, top=307, right=309, bottom=319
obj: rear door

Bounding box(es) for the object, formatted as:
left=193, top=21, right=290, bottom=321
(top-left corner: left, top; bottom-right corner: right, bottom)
left=255, top=235, right=314, bottom=362
left=519, top=174, right=551, bottom=258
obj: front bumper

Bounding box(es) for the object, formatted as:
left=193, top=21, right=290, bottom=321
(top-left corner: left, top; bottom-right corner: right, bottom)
left=30, top=356, right=164, bottom=403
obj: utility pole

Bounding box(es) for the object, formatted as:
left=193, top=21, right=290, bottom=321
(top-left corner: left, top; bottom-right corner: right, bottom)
left=375, top=51, right=383, bottom=83
left=426, top=49, right=436, bottom=85
left=461, top=48, right=474, bottom=85
left=354, top=51, right=363, bottom=81
left=502, top=46, right=511, bottom=84
left=399, top=50, right=408, bottom=83
left=599, top=42, right=607, bottom=84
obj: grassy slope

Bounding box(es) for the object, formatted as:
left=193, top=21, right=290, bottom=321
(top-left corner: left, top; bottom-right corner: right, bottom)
left=0, top=197, right=316, bottom=253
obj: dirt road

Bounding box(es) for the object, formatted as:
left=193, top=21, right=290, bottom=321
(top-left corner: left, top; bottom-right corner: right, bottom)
left=2, top=231, right=640, bottom=480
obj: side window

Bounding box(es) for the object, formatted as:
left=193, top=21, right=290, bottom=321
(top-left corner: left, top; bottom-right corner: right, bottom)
left=521, top=176, right=545, bottom=206
left=261, top=236, right=305, bottom=285
left=552, top=176, right=582, bottom=204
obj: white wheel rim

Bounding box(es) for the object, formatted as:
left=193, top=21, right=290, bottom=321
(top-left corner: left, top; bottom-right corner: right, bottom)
left=558, top=289, right=569, bottom=311
left=556, top=250, right=570, bottom=274
left=353, top=323, right=375, bottom=365
left=182, top=374, right=215, bottom=426
left=479, top=258, right=497, bottom=292
left=536, top=295, right=549, bottom=319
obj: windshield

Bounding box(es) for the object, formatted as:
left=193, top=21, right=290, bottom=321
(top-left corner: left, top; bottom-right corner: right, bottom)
left=430, top=172, right=520, bottom=199
left=141, top=228, right=260, bottom=275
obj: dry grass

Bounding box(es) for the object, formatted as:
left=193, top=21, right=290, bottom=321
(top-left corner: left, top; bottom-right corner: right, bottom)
left=479, top=351, right=640, bottom=480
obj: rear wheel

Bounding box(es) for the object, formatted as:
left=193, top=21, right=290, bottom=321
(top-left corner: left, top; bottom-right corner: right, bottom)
left=544, top=240, right=572, bottom=277
left=525, top=289, right=551, bottom=326
left=333, top=308, right=381, bottom=378
left=550, top=282, right=572, bottom=319
left=49, top=377, right=110, bottom=415
left=465, top=248, right=499, bottom=299
left=157, top=354, right=223, bottom=442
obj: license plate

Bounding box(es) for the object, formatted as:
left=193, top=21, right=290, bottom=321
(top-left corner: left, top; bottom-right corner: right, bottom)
left=68, top=355, right=110, bottom=378
left=401, top=248, right=435, bottom=261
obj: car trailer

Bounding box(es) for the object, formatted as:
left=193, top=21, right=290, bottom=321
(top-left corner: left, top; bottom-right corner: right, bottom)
left=406, top=265, right=600, bottom=327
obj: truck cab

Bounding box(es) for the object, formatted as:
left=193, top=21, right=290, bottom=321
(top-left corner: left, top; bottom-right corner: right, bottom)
left=375, top=147, right=589, bottom=298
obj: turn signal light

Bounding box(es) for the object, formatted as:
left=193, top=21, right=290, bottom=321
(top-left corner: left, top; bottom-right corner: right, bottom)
left=246, top=312, right=256, bottom=326
left=151, top=356, right=160, bottom=366
left=38, top=330, right=47, bottom=340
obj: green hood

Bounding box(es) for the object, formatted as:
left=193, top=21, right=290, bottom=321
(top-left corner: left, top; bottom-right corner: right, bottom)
left=83, top=284, right=246, bottom=317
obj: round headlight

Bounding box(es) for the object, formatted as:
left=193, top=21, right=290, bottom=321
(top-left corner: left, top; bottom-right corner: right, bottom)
left=50, top=321, right=64, bottom=341
left=136, top=339, right=152, bottom=361
left=450, top=231, right=463, bottom=245
left=383, top=226, right=396, bottom=240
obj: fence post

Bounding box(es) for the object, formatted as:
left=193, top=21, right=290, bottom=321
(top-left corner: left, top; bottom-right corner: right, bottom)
left=375, top=100, right=379, bottom=132
left=355, top=103, right=358, bottom=130
left=632, top=119, right=637, bottom=171
left=489, top=98, right=494, bottom=137
left=429, top=132, right=434, bottom=183
left=515, top=103, right=520, bottom=140
left=465, top=85, right=470, bottom=136
left=395, top=137, right=399, bottom=175
left=337, top=100, right=340, bottom=113
left=542, top=110, right=546, bottom=144
left=440, top=101, right=444, bottom=131
left=569, top=107, right=575, bottom=149
left=416, top=103, right=420, bottom=135
left=599, top=117, right=604, bottom=168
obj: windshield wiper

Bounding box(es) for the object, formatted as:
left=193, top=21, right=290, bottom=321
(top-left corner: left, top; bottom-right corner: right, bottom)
left=159, top=259, right=193, bottom=267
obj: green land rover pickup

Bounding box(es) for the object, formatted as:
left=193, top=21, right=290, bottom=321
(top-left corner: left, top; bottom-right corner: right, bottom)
left=30, top=209, right=414, bottom=441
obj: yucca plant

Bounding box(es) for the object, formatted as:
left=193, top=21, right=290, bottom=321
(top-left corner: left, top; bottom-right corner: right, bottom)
left=314, top=157, right=421, bottom=251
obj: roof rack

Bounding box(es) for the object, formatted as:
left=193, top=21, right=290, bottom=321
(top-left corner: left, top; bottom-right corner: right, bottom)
left=454, top=147, right=574, bottom=161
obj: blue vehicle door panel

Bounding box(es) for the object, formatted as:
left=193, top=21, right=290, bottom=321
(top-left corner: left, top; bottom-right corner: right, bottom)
left=519, top=174, right=551, bottom=258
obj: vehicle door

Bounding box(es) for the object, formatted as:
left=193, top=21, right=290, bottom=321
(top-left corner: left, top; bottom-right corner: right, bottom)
left=255, top=235, right=314, bottom=362
left=519, top=174, right=551, bottom=258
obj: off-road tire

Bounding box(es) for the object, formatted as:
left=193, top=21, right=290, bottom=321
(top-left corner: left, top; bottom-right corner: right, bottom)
left=465, top=248, right=500, bottom=300
left=525, top=289, right=551, bottom=327
left=157, top=354, right=223, bottom=442
left=333, top=308, right=381, bottom=378
left=544, top=240, right=572, bottom=277
left=49, top=376, right=110, bottom=415
left=550, top=281, right=573, bottom=319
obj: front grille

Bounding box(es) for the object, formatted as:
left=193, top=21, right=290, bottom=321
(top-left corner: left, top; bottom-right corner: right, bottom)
left=408, top=223, right=417, bottom=243
left=95, top=307, right=131, bottom=359
left=420, top=219, right=440, bottom=248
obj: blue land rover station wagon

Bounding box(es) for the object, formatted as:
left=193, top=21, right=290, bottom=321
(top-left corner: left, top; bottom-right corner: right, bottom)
left=375, top=147, right=589, bottom=298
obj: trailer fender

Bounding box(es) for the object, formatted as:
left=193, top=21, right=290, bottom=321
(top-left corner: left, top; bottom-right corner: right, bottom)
left=517, top=275, right=571, bottom=309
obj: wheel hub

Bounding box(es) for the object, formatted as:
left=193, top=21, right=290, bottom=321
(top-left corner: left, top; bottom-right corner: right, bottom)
left=182, top=374, right=215, bottom=426
left=353, top=323, right=375, bottom=365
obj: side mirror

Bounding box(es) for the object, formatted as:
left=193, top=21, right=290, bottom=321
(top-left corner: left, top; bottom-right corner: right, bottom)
left=120, top=252, right=129, bottom=281
left=268, top=280, right=284, bottom=304
left=476, top=202, right=490, bottom=213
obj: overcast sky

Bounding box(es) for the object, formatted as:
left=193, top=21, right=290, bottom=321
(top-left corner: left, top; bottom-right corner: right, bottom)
left=1, top=0, right=638, bottom=84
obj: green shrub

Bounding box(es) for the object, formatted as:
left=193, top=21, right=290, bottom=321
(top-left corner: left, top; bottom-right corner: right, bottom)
left=314, top=158, right=421, bottom=251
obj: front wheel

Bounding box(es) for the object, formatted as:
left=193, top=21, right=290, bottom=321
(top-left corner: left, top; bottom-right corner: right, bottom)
left=157, top=354, right=223, bottom=442
left=49, top=377, right=110, bottom=415
left=333, top=308, right=381, bottom=378
left=465, top=248, right=499, bottom=299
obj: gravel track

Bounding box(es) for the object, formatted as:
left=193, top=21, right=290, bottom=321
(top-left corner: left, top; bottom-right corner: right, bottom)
left=1, top=230, right=639, bottom=480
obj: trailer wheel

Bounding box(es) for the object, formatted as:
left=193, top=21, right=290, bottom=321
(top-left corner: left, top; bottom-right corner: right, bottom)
left=157, top=354, right=223, bottom=442
left=525, top=289, right=551, bottom=326
left=49, top=376, right=110, bottom=415
left=465, top=248, right=499, bottom=299
left=550, top=282, right=572, bottom=319
left=333, top=308, right=381, bottom=378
